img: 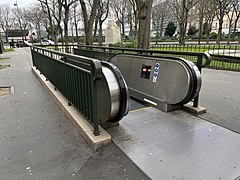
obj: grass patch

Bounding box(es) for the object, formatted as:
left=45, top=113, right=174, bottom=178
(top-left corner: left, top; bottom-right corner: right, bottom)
left=3, top=48, right=14, bottom=52
left=151, top=45, right=240, bottom=53
left=0, top=57, right=10, bottom=60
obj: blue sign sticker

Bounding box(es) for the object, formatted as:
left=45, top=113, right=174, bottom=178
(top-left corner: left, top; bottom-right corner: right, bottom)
left=153, top=63, right=160, bottom=83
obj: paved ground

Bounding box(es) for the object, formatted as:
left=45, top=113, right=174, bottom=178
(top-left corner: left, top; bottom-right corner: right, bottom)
left=208, top=49, right=240, bottom=56
left=109, top=103, right=240, bottom=180
left=0, top=48, right=150, bottom=180
left=200, top=68, right=240, bottom=133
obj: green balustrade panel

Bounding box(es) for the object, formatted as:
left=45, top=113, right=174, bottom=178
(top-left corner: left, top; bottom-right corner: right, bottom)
left=73, top=48, right=117, bottom=61
left=31, top=47, right=102, bottom=136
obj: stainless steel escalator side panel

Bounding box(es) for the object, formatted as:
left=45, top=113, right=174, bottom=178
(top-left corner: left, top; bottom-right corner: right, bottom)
left=103, top=66, right=120, bottom=119
left=101, top=61, right=129, bottom=122
left=97, top=61, right=129, bottom=124
left=185, top=60, right=202, bottom=98
left=109, top=54, right=202, bottom=107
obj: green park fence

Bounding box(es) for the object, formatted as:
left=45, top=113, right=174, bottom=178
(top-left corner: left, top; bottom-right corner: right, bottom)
left=37, top=43, right=240, bottom=71
left=150, top=43, right=240, bottom=71
left=31, top=46, right=102, bottom=136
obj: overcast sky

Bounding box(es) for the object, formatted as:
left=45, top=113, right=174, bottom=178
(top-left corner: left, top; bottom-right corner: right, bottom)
left=0, top=0, right=37, bottom=7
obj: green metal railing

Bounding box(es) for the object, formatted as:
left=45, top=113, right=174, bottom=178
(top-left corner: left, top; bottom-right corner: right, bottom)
left=37, top=44, right=240, bottom=71
left=74, top=48, right=116, bottom=61
left=31, top=46, right=102, bottom=135
left=74, top=45, right=211, bottom=72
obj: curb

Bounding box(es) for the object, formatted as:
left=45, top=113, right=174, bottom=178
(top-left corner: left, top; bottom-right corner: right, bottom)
left=31, top=66, right=111, bottom=152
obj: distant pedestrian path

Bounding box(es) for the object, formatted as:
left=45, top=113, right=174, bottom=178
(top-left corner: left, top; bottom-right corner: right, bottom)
left=208, top=49, right=240, bottom=56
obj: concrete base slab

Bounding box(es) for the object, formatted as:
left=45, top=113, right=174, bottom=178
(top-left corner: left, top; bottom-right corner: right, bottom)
left=109, top=100, right=240, bottom=179
left=183, top=102, right=206, bottom=115
left=32, top=66, right=111, bottom=152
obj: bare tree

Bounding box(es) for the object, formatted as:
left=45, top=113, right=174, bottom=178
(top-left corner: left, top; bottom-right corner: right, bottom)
left=0, top=4, right=16, bottom=43
left=215, top=0, right=232, bottom=44
left=113, top=0, right=127, bottom=38
left=25, top=3, right=45, bottom=41
left=52, top=0, right=64, bottom=43
left=58, top=0, right=77, bottom=44
left=135, top=0, right=153, bottom=49
left=79, top=0, right=99, bottom=45
left=129, top=0, right=138, bottom=39
left=197, top=0, right=206, bottom=44
left=168, top=0, right=200, bottom=45
left=204, top=0, right=216, bottom=43
left=71, top=2, right=82, bottom=41
left=152, top=1, right=169, bottom=41
left=96, top=0, right=110, bottom=45
left=12, top=4, right=29, bottom=41
left=226, top=1, right=236, bottom=44
left=126, top=1, right=134, bottom=39
left=38, top=0, right=58, bottom=43
left=232, top=0, right=240, bottom=39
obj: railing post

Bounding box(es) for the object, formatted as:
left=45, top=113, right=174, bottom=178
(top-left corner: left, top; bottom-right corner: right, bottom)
left=91, top=77, right=100, bottom=136
left=193, top=55, right=203, bottom=108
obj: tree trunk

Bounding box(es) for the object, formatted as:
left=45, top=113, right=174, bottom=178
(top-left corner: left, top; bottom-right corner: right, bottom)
left=6, top=29, right=9, bottom=43
left=198, top=14, right=204, bottom=45
left=36, top=24, right=41, bottom=40
left=206, top=33, right=210, bottom=44
left=64, top=15, right=69, bottom=45
left=159, top=16, right=164, bottom=41
left=128, top=11, right=134, bottom=39
left=136, top=0, right=152, bottom=49
left=227, top=17, right=233, bottom=45
left=179, top=22, right=186, bottom=45
left=121, top=15, right=125, bottom=39
left=232, top=15, right=240, bottom=40
left=217, top=18, right=223, bottom=45
left=121, top=21, right=125, bottom=39
left=98, top=22, right=103, bottom=46
left=133, top=11, right=138, bottom=40
left=93, top=18, right=98, bottom=37
left=227, top=24, right=231, bottom=44
left=79, top=0, right=99, bottom=45
left=74, top=19, right=78, bottom=42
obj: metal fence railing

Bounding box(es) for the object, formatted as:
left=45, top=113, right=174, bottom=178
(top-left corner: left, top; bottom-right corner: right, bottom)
left=150, top=43, right=240, bottom=71
left=37, top=44, right=79, bottom=54
left=75, top=45, right=211, bottom=71
left=37, top=44, right=240, bottom=72
left=31, top=46, right=102, bottom=135
left=150, top=43, right=240, bottom=56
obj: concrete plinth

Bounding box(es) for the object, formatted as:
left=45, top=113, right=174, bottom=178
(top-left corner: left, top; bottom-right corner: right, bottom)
left=183, top=102, right=206, bottom=115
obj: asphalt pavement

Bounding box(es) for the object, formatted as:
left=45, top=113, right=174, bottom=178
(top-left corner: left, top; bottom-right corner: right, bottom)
left=199, top=68, right=240, bottom=134
left=0, top=48, right=150, bottom=180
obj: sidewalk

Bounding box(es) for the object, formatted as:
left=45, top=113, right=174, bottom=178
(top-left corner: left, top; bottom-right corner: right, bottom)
left=200, top=68, right=240, bottom=133
left=0, top=48, right=150, bottom=180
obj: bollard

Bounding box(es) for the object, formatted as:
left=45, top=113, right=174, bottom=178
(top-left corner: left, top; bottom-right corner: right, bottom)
left=0, top=40, right=3, bottom=54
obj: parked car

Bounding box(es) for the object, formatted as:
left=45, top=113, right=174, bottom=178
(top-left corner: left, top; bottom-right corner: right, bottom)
left=16, top=40, right=27, bottom=48
left=40, top=39, right=55, bottom=45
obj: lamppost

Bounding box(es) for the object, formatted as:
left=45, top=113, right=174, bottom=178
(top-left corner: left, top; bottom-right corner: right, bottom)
left=14, top=0, right=24, bottom=41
